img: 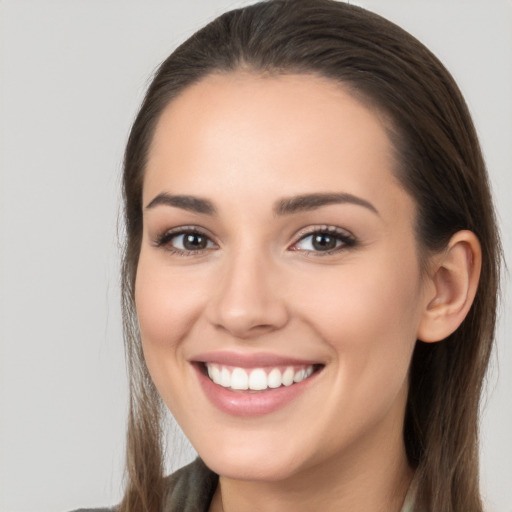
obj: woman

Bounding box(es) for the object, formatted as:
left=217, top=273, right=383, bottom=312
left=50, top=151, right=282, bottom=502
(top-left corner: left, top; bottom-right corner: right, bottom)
left=117, top=1, right=501, bottom=511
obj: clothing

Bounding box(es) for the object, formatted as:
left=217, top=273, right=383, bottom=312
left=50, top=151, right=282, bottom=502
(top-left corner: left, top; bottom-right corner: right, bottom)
left=162, top=458, right=218, bottom=512
left=163, top=459, right=418, bottom=512
left=73, top=458, right=417, bottom=512
left=401, top=474, right=418, bottom=512
left=71, top=459, right=216, bottom=512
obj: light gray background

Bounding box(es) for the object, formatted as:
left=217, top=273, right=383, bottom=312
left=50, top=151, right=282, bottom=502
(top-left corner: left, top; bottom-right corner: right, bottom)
left=0, top=1, right=510, bottom=511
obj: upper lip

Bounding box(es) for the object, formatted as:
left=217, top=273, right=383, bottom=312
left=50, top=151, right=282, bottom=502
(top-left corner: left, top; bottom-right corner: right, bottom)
left=191, top=351, right=323, bottom=368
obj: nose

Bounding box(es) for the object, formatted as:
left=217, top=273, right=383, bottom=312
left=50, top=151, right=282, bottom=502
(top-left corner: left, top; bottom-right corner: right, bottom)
left=206, top=248, right=289, bottom=339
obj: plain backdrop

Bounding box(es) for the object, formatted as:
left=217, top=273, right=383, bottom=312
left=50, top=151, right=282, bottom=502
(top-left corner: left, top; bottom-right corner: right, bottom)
left=0, top=1, right=510, bottom=511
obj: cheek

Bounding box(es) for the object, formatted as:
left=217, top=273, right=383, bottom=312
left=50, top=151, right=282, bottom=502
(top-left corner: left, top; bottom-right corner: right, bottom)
left=301, top=257, right=419, bottom=321
left=134, top=251, right=206, bottom=359
left=133, top=251, right=212, bottom=416
left=291, top=250, right=422, bottom=382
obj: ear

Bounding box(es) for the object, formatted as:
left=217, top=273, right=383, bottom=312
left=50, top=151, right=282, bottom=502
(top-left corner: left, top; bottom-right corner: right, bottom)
left=417, top=230, right=482, bottom=343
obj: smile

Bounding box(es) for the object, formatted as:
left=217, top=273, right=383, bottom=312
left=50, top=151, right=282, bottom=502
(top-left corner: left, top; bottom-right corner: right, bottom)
left=205, top=363, right=315, bottom=392
left=193, top=354, right=324, bottom=417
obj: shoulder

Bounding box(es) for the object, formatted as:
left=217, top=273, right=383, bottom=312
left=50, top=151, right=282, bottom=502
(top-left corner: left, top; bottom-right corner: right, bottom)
left=68, top=460, right=216, bottom=512
left=162, top=458, right=218, bottom=512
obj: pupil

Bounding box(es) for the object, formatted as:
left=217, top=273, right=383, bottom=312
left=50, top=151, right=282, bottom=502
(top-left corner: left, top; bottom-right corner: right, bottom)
left=312, top=234, right=336, bottom=251
left=183, top=233, right=207, bottom=250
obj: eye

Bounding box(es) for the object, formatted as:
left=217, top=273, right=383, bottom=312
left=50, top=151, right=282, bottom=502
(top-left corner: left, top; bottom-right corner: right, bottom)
left=155, top=228, right=217, bottom=254
left=291, top=227, right=356, bottom=254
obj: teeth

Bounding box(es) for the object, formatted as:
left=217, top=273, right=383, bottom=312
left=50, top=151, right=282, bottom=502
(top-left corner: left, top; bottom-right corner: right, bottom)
left=231, top=368, right=249, bottom=390
left=293, top=369, right=306, bottom=382
left=205, top=363, right=316, bottom=391
left=220, top=367, right=231, bottom=387
left=282, top=367, right=294, bottom=386
left=268, top=368, right=282, bottom=389
left=248, top=368, right=267, bottom=390
left=208, top=364, right=220, bottom=383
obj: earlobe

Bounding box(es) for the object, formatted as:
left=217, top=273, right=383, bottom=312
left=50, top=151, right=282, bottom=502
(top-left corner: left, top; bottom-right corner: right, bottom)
left=417, top=230, right=481, bottom=343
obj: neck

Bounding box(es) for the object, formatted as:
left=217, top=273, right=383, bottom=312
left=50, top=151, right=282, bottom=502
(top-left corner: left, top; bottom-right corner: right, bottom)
left=209, top=415, right=413, bottom=512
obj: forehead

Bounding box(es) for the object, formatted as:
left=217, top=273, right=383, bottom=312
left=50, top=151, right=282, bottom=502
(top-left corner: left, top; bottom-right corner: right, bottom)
left=144, top=72, right=411, bottom=220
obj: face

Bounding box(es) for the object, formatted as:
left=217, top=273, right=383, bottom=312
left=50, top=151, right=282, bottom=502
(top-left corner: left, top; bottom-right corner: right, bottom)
left=135, top=73, right=429, bottom=482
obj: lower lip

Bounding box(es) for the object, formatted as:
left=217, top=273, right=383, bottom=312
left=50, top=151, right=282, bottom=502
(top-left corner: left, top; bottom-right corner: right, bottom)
left=194, top=364, right=320, bottom=417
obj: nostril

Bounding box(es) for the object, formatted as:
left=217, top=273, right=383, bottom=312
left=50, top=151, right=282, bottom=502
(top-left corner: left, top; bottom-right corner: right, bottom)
left=205, top=268, right=289, bottom=338
left=215, top=322, right=279, bottom=340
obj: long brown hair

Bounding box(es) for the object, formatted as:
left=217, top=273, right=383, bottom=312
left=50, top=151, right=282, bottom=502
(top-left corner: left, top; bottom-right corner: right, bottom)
left=119, top=1, right=501, bottom=511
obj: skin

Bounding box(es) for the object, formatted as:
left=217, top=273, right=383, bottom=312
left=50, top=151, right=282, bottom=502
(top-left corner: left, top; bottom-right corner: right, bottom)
left=134, top=73, right=479, bottom=512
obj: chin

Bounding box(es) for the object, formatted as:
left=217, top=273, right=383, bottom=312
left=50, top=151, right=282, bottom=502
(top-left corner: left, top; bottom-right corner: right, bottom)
left=204, top=456, right=302, bottom=482
left=197, top=437, right=308, bottom=482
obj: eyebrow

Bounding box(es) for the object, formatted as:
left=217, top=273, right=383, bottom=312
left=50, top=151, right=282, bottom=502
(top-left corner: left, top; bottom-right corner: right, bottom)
left=144, top=191, right=378, bottom=217
left=273, top=192, right=379, bottom=216
left=145, top=193, right=216, bottom=215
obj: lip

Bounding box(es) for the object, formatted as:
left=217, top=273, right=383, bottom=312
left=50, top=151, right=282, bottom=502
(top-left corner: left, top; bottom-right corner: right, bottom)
left=192, top=350, right=321, bottom=368
left=191, top=351, right=324, bottom=417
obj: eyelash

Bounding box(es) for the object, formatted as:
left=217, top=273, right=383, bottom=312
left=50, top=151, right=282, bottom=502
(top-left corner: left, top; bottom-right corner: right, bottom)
left=153, top=225, right=357, bottom=257
left=290, top=225, right=357, bottom=256
left=153, top=226, right=217, bottom=256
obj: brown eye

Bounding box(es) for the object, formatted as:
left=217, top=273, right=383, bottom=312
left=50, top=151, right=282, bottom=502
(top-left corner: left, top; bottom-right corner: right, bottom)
left=182, top=233, right=209, bottom=250
left=156, top=229, right=217, bottom=253
left=292, top=228, right=356, bottom=254
left=311, top=233, right=338, bottom=251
